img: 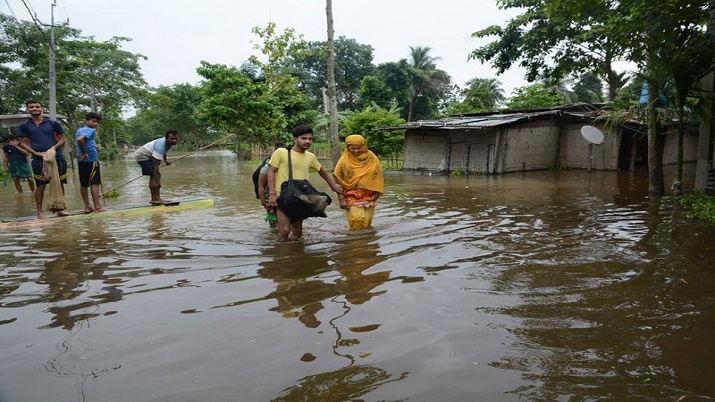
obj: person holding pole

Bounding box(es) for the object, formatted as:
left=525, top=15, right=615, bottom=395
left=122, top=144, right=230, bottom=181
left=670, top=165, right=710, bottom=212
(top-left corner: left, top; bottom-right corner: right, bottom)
left=133, top=130, right=179, bottom=205
left=75, top=112, right=105, bottom=213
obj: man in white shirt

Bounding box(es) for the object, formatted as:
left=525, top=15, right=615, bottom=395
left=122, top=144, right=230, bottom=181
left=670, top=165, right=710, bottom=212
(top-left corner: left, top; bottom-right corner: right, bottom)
left=134, top=130, right=179, bottom=205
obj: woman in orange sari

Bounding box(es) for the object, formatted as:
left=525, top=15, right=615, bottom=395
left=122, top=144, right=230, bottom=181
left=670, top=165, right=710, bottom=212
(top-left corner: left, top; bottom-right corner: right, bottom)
left=333, top=134, right=384, bottom=230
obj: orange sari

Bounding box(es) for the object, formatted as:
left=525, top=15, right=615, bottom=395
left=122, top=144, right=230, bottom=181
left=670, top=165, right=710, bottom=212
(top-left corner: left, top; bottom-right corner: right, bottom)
left=334, top=135, right=384, bottom=229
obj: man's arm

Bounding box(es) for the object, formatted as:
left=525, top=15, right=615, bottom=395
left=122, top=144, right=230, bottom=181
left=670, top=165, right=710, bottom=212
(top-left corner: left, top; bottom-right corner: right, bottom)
left=52, top=134, right=66, bottom=151
left=318, top=168, right=343, bottom=194
left=2, top=148, right=9, bottom=171
left=77, top=136, right=88, bottom=161
left=19, top=137, right=39, bottom=158
left=267, top=166, right=277, bottom=207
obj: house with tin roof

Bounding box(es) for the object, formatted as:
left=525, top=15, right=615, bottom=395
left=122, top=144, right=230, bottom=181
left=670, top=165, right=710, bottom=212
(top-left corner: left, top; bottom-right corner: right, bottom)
left=376, top=104, right=699, bottom=175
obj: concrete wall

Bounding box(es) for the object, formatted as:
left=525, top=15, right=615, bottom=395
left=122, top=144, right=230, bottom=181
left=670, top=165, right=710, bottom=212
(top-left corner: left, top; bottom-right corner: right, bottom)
left=500, top=120, right=560, bottom=173
left=403, top=130, right=447, bottom=170
left=559, top=122, right=621, bottom=170
left=662, top=130, right=699, bottom=165
left=445, top=129, right=497, bottom=173
left=402, top=117, right=701, bottom=174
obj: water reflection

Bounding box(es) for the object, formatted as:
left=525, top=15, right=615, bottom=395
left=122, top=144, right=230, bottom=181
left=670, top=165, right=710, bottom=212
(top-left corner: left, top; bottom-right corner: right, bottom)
left=333, top=230, right=390, bottom=305
left=0, top=157, right=714, bottom=401
left=273, top=364, right=409, bottom=402
left=259, top=242, right=335, bottom=328
left=35, top=222, right=119, bottom=329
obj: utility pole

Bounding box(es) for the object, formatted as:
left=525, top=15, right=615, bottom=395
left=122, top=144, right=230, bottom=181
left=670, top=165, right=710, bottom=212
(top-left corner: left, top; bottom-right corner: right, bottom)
left=48, top=0, right=57, bottom=120
left=325, top=0, right=340, bottom=167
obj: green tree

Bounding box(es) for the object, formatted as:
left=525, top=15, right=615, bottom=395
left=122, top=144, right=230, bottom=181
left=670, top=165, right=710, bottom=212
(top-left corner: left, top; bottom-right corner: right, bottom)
left=343, top=103, right=406, bottom=157
left=193, top=23, right=313, bottom=145
left=125, top=83, right=208, bottom=148
left=445, top=78, right=506, bottom=115
left=0, top=14, right=148, bottom=128
left=291, top=36, right=375, bottom=111
left=470, top=0, right=625, bottom=100
left=407, top=46, right=451, bottom=121
left=506, top=84, right=564, bottom=109
left=573, top=72, right=604, bottom=104
left=358, top=60, right=414, bottom=114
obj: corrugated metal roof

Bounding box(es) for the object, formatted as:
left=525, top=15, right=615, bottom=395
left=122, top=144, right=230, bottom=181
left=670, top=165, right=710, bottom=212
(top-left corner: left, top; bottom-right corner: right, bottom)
left=375, top=109, right=566, bottom=131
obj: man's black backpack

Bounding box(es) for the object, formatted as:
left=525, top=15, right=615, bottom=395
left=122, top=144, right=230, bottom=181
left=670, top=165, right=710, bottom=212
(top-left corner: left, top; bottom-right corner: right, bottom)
left=252, top=156, right=271, bottom=199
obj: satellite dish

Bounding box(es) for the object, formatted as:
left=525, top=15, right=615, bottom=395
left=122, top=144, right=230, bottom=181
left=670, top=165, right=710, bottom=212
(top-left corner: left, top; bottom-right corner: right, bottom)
left=581, top=125, right=605, bottom=144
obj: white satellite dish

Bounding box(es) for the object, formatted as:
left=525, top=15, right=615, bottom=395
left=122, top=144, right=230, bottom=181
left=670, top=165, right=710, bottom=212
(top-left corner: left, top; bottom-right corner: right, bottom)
left=581, top=125, right=605, bottom=144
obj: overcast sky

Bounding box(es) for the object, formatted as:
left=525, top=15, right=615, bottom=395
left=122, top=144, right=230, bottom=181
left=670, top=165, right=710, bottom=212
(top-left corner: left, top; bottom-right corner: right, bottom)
left=2, top=0, right=530, bottom=95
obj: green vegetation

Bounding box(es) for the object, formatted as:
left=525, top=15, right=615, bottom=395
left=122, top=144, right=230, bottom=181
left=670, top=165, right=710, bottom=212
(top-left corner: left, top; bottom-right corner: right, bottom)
left=670, top=193, right=715, bottom=224
left=2, top=2, right=714, bottom=190
left=450, top=169, right=466, bottom=177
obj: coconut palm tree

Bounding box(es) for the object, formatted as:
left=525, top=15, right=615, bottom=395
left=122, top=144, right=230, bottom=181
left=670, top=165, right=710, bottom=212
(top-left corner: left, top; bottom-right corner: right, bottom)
left=407, top=46, right=451, bottom=121
left=463, top=77, right=506, bottom=109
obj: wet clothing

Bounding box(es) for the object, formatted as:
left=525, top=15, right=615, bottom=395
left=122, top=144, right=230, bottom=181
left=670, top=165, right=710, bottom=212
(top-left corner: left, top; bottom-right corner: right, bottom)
left=134, top=138, right=172, bottom=162
left=3, top=144, right=32, bottom=179
left=138, top=159, right=154, bottom=176
left=268, top=148, right=321, bottom=196
left=31, top=157, right=67, bottom=185
left=16, top=117, right=65, bottom=160
left=78, top=161, right=101, bottom=186
left=75, top=126, right=100, bottom=162
left=334, top=135, right=384, bottom=230
left=333, top=135, right=384, bottom=195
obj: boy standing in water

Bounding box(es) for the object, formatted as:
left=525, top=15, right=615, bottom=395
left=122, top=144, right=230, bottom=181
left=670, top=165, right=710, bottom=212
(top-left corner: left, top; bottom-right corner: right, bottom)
left=3, top=136, right=35, bottom=193
left=75, top=112, right=105, bottom=213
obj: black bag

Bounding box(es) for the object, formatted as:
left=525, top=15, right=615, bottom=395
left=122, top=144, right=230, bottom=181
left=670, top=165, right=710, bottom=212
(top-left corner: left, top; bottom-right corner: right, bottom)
left=252, top=156, right=271, bottom=199
left=276, top=149, right=332, bottom=223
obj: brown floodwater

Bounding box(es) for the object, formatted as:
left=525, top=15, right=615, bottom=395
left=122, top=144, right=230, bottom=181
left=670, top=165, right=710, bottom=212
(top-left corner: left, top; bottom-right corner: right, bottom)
left=0, top=152, right=714, bottom=401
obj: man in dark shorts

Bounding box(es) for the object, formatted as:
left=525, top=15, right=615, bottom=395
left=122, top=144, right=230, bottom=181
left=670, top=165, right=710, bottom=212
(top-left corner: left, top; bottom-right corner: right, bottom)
left=17, top=99, right=69, bottom=219
left=75, top=112, right=105, bottom=213
left=134, top=130, right=179, bottom=205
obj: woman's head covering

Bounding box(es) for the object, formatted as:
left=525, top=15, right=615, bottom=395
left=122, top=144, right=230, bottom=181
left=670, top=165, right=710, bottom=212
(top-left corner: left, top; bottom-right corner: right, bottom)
left=334, top=134, right=384, bottom=194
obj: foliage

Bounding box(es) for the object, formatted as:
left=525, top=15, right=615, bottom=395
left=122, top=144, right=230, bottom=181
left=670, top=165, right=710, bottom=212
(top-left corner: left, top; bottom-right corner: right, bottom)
left=470, top=0, right=625, bottom=100
left=290, top=37, right=375, bottom=111
left=125, top=83, right=210, bottom=147
left=343, top=103, right=406, bottom=157
left=194, top=62, right=284, bottom=143
left=669, top=192, right=715, bottom=224
left=506, top=84, right=565, bottom=109
left=193, top=23, right=313, bottom=145
left=358, top=60, right=414, bottom=115
left=573, top=72, right=604, bottom=104
left=0, top=14, right=148, bottom=131
left=407, top=46, right=452, bottom=121
left=445, top=78, right=505, bottom=115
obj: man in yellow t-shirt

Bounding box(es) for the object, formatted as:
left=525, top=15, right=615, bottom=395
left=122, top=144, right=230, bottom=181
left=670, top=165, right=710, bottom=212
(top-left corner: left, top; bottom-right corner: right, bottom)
left=268, top=125, right=343, bottom=241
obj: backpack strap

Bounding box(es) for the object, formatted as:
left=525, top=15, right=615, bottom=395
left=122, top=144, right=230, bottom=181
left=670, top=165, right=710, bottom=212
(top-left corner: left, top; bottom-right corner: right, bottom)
left=286, top=146, right=293, bottom=180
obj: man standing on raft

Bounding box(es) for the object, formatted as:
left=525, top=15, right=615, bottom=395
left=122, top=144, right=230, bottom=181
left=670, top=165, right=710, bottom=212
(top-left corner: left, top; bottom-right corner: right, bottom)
left=134, top=130, right=179, bottom=205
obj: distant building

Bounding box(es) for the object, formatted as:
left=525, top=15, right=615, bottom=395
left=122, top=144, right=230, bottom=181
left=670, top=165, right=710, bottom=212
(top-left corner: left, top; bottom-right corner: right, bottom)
left=376, top=104, right=698, bottom=174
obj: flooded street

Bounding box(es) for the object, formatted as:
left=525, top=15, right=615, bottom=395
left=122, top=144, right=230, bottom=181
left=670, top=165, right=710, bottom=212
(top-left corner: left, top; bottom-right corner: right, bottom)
left=1, top=152, right=714, bottom=401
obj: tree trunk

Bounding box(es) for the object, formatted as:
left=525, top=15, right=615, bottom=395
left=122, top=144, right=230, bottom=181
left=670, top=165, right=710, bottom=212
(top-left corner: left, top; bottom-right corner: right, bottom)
left=604, top=44, right=617, bottom=101
left=325, top=0, right=341, bottom=168
left=647, top=80, right=665, bottom=195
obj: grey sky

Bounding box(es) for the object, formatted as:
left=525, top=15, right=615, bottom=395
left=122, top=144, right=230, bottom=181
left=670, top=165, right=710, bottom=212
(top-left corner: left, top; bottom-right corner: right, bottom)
left=2, top=0, right=529, bottom=95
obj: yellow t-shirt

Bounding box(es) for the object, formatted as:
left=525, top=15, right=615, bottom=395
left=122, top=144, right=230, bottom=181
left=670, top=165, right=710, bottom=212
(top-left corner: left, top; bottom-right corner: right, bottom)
left=269, top=148, right=322, bottom=195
